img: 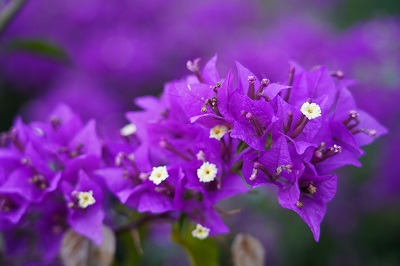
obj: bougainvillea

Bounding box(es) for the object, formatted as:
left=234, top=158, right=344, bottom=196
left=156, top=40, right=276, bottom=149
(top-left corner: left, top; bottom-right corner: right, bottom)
left=0, top=57, right=386, bottom=264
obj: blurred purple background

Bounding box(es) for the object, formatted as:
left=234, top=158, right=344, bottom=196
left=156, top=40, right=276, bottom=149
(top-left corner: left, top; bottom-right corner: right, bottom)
left=0, top=0, right=399, bottom=265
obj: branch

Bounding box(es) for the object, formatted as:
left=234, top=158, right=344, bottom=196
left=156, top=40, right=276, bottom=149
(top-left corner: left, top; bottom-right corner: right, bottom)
left=0, top=0, right=27, bottom=36
left=115, top=213, right=174, bottom=234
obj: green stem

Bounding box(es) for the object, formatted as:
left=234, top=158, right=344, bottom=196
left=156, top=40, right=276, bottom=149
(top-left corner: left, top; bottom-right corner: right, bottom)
left=115, top=213, right=173, bottom=234
left=0, top=0, right=27, bottom=36
left=172, top=219, right=220, bottom=266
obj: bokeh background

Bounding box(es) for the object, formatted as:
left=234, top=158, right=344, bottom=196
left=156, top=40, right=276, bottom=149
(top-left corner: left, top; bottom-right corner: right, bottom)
left=0, top=0, right=399, bottom=265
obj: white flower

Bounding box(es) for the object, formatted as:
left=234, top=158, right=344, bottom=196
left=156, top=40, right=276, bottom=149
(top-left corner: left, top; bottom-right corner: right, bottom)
left=300, top=102, right=322, bottom=120
left=191, top=224, right=210, bottom=240
left=196, top=150, right=206, bottom=161
left=209, top=125, right=228, bottom=141
left=120, top=123, right=137, bottom=136
left=197, top=162, right=218, bottom=182
left=34, top=127, right=45, bottom=136
left=77, top=190, right=96, bottom=209
left=149, top=166, right=169, bottom=185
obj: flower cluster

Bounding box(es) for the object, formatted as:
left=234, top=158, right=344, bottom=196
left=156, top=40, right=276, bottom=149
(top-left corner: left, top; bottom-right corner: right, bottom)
left=0, top=105, right=105, bottom=263
left=0, top=57, right=385, bottom=263
left=171, top=56, right=386, bottom=240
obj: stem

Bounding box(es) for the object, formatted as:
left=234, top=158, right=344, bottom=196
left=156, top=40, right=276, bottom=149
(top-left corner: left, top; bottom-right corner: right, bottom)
left=115, top=213, right=173, bottom=234
left=0, top=0, right=27, bottom=37
left=284, top=66, right=295, bottom=102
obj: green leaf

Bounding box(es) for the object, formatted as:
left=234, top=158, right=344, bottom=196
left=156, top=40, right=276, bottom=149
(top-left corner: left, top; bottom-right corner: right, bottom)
left=113, top=229, right=142, bottom=266
left=236, top=141, right=249, bottom=154
left=172, top=216, right=219, bottom=266
left=4, top=39, right=69, bottom=61
left=264, top=132, right=273, bottom=150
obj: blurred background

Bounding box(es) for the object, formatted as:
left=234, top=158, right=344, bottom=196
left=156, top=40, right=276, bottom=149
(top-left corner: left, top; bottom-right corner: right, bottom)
left=0, top=0, right=399, bottom=265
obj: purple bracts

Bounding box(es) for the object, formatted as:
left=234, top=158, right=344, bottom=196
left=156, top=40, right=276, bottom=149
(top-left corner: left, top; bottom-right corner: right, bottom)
left=171, top=57, right=386, bottom=241
left=0, top=57, right=385, bottom=264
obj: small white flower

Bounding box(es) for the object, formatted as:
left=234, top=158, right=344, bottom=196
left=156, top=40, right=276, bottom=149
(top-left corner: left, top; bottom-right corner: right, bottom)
left=209, top=125, right=228, bottom=141
left=114, top=152, right=125, bottom=166
left=77, top=190, right=96, bottom=209
left=149, top=166, right=169, bottom=185
left=196, top=150, right=205, bottom=161
left=197, top=162, right=218, bottom=182
left=120, top=123, right=137, bottom=136
left=34, top=127, right=45, bottom=136
left=191, top=224, right=210, bottom=240
left=127, top=153, right=135, bottom=161
left=300, top=102, right=322, bottom=120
